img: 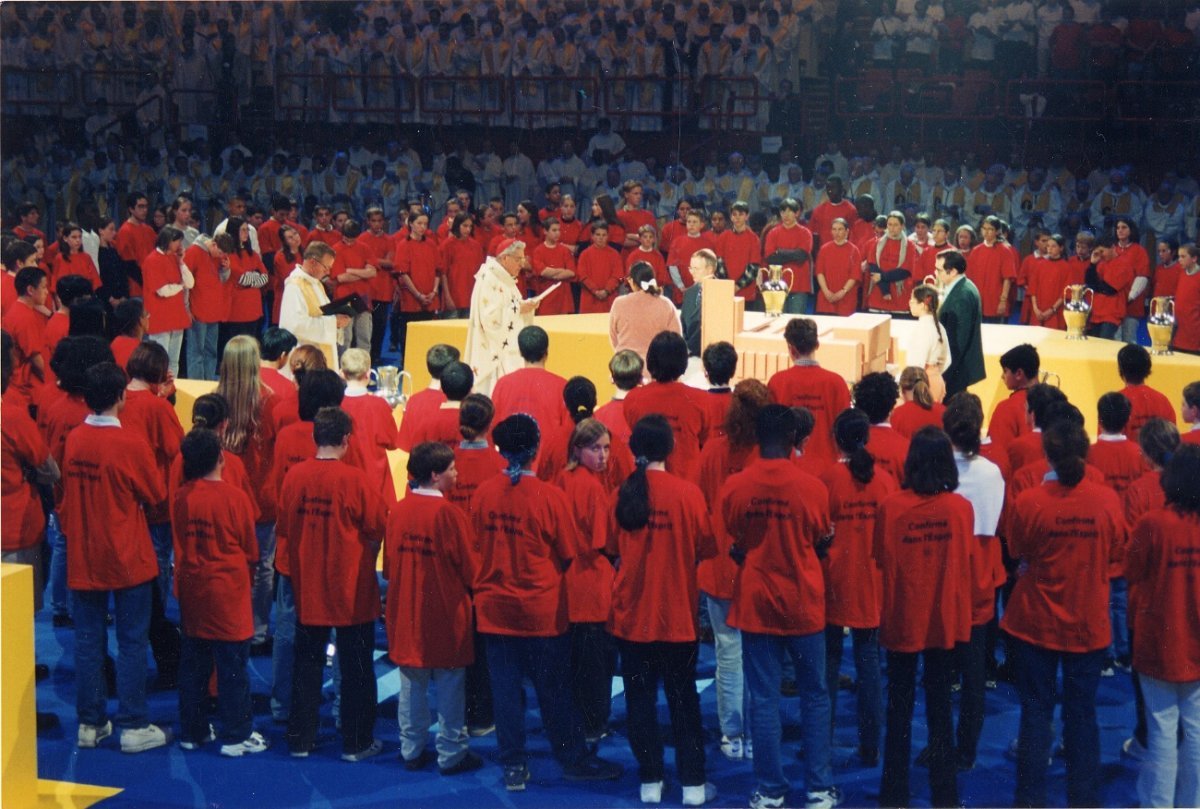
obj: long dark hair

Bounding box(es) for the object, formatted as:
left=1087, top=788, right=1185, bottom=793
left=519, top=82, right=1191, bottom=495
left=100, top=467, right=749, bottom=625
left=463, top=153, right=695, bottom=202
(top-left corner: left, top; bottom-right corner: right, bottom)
left=1162, top=445, right=1200, bottom=516
left=279, top=224, right=300, bottom=264
left=616, top=415, right=674, bottom=531
left=903, top=426, right=958, bottom=494
left=1042, top=418, right=1089, bottom=488
left=834, top=408, right=875, bottom=484
left=912, top=283, right=943, bottom=344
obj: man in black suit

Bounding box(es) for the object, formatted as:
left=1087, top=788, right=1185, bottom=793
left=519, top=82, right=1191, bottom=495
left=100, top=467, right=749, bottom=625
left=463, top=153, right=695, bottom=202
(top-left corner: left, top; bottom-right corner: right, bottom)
left=935, top=249, right=986, bottom=397
left=681, top=248, right=719, bottom=357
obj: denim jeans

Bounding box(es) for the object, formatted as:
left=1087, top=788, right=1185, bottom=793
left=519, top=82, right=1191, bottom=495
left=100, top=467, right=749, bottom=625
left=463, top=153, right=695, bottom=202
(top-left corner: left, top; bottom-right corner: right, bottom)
left=1013, top=639, right=1104, bottom=808
left=484, top=632, right=588, bottom=769
left=707, top=596, right=749, bottom=741
left=569, top=622, right=617, bottom=738
left=957, top=624, right=988, bottom=766
left=742, top=629, right=832, bottom=800
left=1138, top=674, right=1200, bottom=808
left=147, top=329, right=184, bottom=379
left=824, top=625, right=882, bottom=759
left=185, top=319, right=220, bottom=380
left=270, top=574, right=296, bottom=721
left=1088, top=321, right=1120, bottom=340
left=147, top=522, right=172, bottom=606
left=397, top=666, right=469, bottom=768
left=251, top=523, right=276, bottom=645
left=881, top=647, right=958, bottom=808
left=619, top=639, right=707, bottom=787
left=1108, top=576, right=1130, bottom=659
left=179, top=635, right=252, bottom=744
left=1119, top=316, right=1142, bottom=344
left=46, top=512, right=70, bottom=617
left=465, top=625, right=493, bottom=730
left=74, top=581, right=153, bottom=729
left=783, top=291, right=810, bottom=314
left=287, top=620, right=376, bottom=756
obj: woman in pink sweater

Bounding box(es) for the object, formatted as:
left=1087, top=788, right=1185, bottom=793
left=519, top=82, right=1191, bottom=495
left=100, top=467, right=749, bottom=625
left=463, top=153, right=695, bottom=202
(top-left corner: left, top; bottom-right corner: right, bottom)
left=608, top=262, right=682, bottom=365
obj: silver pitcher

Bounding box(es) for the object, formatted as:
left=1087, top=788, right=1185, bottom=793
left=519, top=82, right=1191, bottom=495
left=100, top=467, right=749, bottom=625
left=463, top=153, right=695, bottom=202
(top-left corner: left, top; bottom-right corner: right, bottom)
left=371, top=365, right=412, bottom=408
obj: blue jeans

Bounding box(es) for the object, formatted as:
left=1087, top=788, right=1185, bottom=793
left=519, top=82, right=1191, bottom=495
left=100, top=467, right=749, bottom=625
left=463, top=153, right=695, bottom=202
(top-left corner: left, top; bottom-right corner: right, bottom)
left=46, top=511, right=70, bottom=617
left=1088, top=321, right=1120, bottom=340
left=824, top=625, right=882, bottom=758
left=783, top=291, right=810, bottom=314
left=179, top=635, right=252, bottom=744
left=706, top=595, right=749, bottom=740
left=742, top=630, right=832, bottom=800
left=186, top=319, right=220, bottom=380
left=484, top=632, right=588, bottom=769
left=147, top=329, right=184, bottom=379
left=1013, top=639, right=1104, bottom=808
left=881, top=647, right=958, bottom=808
left=1108, top=576, right=1129, bottom=660
left=74, top=581, right=153, bottom=729
left=148, top=522, right=172, bottom=606
left=251, top=523, right=276, bottom=645
left=270, top=574, right=296, bottom=721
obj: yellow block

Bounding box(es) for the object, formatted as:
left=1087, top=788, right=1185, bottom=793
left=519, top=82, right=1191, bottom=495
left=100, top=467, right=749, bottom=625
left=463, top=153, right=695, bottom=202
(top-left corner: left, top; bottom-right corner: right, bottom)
left=37, top=780, right=122, bottom=809
left=2, top=564, right=37, bottom=807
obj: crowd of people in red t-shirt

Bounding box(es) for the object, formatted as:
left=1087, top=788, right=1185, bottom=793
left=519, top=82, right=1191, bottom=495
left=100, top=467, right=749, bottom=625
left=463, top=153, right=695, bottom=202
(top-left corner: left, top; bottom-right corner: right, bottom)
left=3, top=249, right=1200, bottom=809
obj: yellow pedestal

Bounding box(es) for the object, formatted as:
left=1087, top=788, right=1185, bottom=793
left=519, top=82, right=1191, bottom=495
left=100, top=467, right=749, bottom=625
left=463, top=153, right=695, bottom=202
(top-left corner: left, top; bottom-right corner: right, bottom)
left=2, top=564, right=122, bottom=808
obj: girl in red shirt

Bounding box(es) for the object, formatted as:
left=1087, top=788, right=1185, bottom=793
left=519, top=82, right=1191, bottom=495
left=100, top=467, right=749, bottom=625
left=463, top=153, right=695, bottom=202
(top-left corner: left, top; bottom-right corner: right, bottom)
left=270, top=225, right=303, bottom=325
left=875, top=426, right=974, bottom=809
left=1152, top=237, right=1181, bottom=298
left=583, top=194, right=626, bottom=252
left=863, top=211, right=916, bottom=315
left=891, top=367, right=946, bottom=439
left=391, top=212, right=442, bottom=360
left=814, top=218, right=862, bottom=315
left=1002, top=419, right=1126, bottom=808
left=51, top=223, right=101, bottom=292
left=141, top=226, right=191, bottom=378
left=439, top=213, right=485, bottom=318
left=1027, top=233, right=1070, bottom=330
left=221, top=218, right=270, bottom=352
left=763, top=199, right=815, bottom=313
left=623, top=332, right=709, bottom=484
left=555, top=418, right=618, bottom=744
left=821, top=409, right=898, bottom=767
left=609, top=415, right=716, bottom=806
left=1126, top=446, right=1200, bottom=809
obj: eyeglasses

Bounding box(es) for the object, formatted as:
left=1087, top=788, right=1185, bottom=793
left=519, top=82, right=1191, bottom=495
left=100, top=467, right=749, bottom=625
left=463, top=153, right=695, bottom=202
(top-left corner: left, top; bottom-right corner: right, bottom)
left=320, top=259, right=336, bottom=273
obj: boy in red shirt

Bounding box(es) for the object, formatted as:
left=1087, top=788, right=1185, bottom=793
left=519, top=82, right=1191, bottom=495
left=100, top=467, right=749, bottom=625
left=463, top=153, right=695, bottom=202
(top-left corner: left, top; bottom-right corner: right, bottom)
left=987, top=344, right=1039, bottom=448
left=966, top=216, right=1018, bottom=324
left=720, top=405, right=837, bottom=809
left=397, top=343, right=459, bottom=452
left=410, top=361, right=474, bottom=449
left=623, top=331, right=708, bottom=483
left=766, top=318, right=851, bottom=466
left=1084, top=234, right=1135, bottom=340
left=1183, top=382, right=1200, bottom=446
left=576, top=221, right=624, bottom=314
left=62, top=362, right=171, bottom=753
left=852, top=372, right=910, bottom=484
left=763, top=199, right=816, bottom=314
left=528, top=218, right=577, bottom=315
left=594, top=349, right=641, bottom=446
left=386, top=442, right=483, bottom=775
left=1116, top=344, right=1177, bottom=441
left=172, top=429, right=267, bottom=757
left=715, top=201, right=763, bottom=309
left=280, top=407, right=388, bottom=762
left=698, top=342, right=737, bottom=439
left=2, top=266, right=50, bottom=409
left=490, top=326, right=569, bottom=452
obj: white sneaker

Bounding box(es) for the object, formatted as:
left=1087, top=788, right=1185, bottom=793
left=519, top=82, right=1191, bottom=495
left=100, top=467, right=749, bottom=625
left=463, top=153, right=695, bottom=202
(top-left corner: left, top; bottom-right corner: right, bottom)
left=77, top=720, right=113, bottom=749
left=749, top=792, right=786, bottom=809
left=805, top=787, right=843, bottom=809
left=640, top=781, right=664, bottom=804
left=341, top=739, right=383, bottom=762
left=179, top=724, right=215, bottom=750
left=1121, top=736, right=1147, bottom=762
left=721, top=734, right=745, bottom=760
left=120, top=724, right=172, bottom=753
left=220, top=731, right=269, bottom=757
left=682, top=782, right=717, bottom=806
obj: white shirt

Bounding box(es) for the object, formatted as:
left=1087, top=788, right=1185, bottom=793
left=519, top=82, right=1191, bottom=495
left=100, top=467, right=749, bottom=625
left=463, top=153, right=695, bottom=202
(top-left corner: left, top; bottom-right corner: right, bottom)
left=905, top=313, right=953, bottom=372
left=954, top=450, right=1005, bottom=536
left=464, top=257, right=533, bottom=396
left=278, top=267, right=340, bottom=370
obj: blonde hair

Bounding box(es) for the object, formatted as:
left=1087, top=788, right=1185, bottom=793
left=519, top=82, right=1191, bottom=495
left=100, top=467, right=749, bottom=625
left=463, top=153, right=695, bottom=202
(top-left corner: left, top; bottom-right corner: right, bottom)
left=565, top=418, right=611, bottom=471
left=899, top=366, right=934, bottom=410
left=216, top=336, right=265, bottom=454
left=340, top=348, right=371, bottom=380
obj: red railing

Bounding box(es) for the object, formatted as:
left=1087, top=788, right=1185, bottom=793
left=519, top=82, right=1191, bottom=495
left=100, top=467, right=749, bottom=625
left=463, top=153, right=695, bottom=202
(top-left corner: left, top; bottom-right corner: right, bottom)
left=1003, top=78, right=1109, bottom=122
left=509, top=74, right=599, bottom=131
left=834, top=72, right=898, bottom=118
left=417, top=74, right=505, bottom=126
left=1, top=68, right=78, bottom=118
left=1113, top=80, right=1200, bottom=123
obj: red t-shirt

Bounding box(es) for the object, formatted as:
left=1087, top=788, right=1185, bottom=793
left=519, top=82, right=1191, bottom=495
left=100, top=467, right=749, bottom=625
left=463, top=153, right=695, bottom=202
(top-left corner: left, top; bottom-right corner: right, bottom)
left=715, top=228, right=764, bottom=302
left=332, top=240, right=375, bottom=305
left=409, top=404, right=461, bottom=450
left=1174, top=267, right=1200, bottom=351
left=439, top=236, right=485, bottom=313
left=111, top=335, right=141, bottom=372
left=184, top=243, right=230, bottom=324
left=227, top=251, right=269, bottom=323
left=555, top=466, right=615, bottom=624
left=1, top=398, right=49, bottom=551
left=51, top=251, right=102, bottom=291
left=763, top=223, right=814, bottom=294
left=874, top=489, right=975, bottom=652
left=988, top=388, right=1029, bottom=448
left=394, top=236, right=442, bottom=313
left=358, top=229, right=395, bottom=303
left=814, top=240, right=863, bottom=315
left=448, top=444, right=505, bottom=515
left=115, top=219, right=156, bottom=295
left=623, top=380, right=708, bottom=483
left=170, top=479, right=258, bottom=641
left=470, top=473, right=577, bottom=637
left=809, top=200, right=859, bottom=247
left=167, top=449, right=257, bottom=522
left=280, top=458, right=387, bottom=626
left=1120, top=383, right=1176, bottom=442
left=1126, top=507, right=1200, bottom=682
left=665, top=231, right=719, bottom=280
left=231, top=397, right=277, bottom=525
left=595, top=399, right=632, bottom=445
left=1, top=272, right=16, bottom=316
left=1008, top=429, right=1045, bottom=473
left=40, top=393, right=89, bottom=480
left=257, top=218, right=285, bottom=255
left=397, top=387, right=448, bottom=452
left=720, top=459, right=829, bottom=636
left=697, top=389, right=732, bottom=440
left=868, top=424, right=909, bottom=485
left=528, top=242, right=577, bottom=315
left=1090, top=253, right=1135, bottom=327
left=626, top=248, right=670, bottom=294
left=617, top=209, right=656, bottom=243
left=1088, top=436, right=1148, bottom=495
left=767, top=364, right=851, bottom=466
left=966, top=241, right=1018, bottom=318
left=341, top=391, right=400, bottom=504
left=61, top=421, right=164, bottom=590
left=581, top=221, right=627, bottom=253
left=491, top=367, right=569, bottom=447
left=820, top=461, right=899, bottom=628
left=270, top=251, right=296, bottom=324
left=120, top=388, right=184, bottom=524
left=142, top=250, right=192, bottom=333
left=862, top=235, right=917, bottom=312
left=1122, top=470, right=1164, bottom=532
left=576, top=245, right=624, bottom=314
left=891, top=401, right=945, bottom=439
left=306, top=227, right=342, bottom=248
left=1002, top=480, right=1125, bottom=652
left=607, top=470, right=715, bottom=642
left=1155, top=261, right=1181, bottom=299
left=1026, top=257, right=1070, bottom=330
left=697, top=436, right=759, bottom=600
left=1117, top=242, right=1152, bottom=318
left=2, top=300, right=48, bottom=405
left=385, top=491, right=476, bottom=668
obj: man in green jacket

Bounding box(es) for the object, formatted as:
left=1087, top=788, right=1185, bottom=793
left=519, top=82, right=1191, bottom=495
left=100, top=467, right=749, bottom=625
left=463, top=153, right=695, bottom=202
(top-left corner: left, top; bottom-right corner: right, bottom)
left=935, top=249, right=986, bottom=397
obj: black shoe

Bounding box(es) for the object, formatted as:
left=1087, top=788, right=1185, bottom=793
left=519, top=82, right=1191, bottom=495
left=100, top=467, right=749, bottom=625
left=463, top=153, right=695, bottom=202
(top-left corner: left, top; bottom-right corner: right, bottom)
left=36, top=711, right=61, bottom=733
left=35, top=663, right=50, bottom=682
left=152, top=665, right=179, bottom=691
left=504, top=763, right=531, bottom=791
left=52, top=614, right=74, bottom=628
left=440, top=751, right=484, bottom=776
left=562, top=754, right=622, bottom=782
left=403, top=748, right=437, bottom=771
left=249, top=639, right=273, bottom=657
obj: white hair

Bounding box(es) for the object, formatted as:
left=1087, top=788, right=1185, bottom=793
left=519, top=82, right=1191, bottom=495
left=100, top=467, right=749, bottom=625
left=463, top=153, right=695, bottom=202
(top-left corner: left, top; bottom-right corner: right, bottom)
left=497, top=240, right=526, bottom=260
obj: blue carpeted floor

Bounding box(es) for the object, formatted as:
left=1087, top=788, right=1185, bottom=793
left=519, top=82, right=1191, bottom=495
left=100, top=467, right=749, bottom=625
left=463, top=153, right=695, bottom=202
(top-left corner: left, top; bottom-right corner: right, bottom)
left=32, top=592, right=1142, bottom=809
